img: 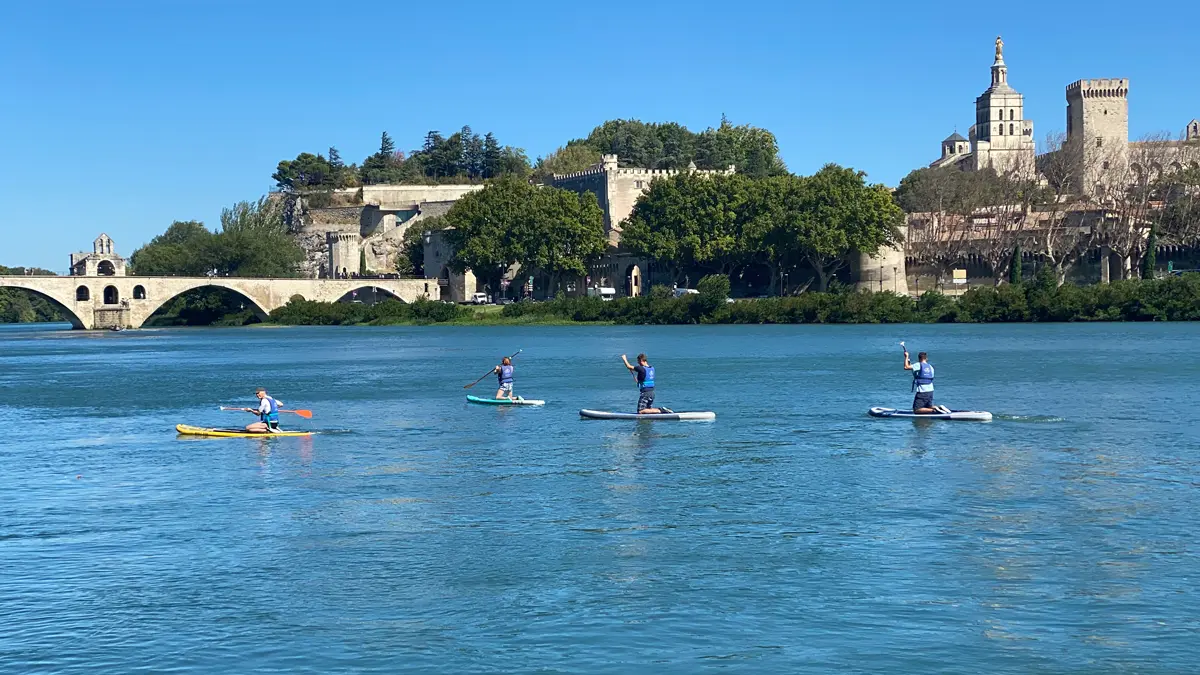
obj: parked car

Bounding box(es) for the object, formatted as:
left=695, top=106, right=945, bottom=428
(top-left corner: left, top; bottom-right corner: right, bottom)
left=496, top=298, right=514, bottom=305
left=470, top=292, right=489, bottom=305
left=672, top=288, right=699, bottom=298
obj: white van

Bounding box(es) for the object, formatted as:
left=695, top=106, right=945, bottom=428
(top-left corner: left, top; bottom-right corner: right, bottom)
left=672, top=288, right=699, bottom=298
left=587, top=287, right=617, bottom=301
left=469, top=292, right=489, bottom=305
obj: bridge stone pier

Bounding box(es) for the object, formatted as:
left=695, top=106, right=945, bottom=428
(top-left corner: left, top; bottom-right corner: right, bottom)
left=0, top=276, right=440, bottom=329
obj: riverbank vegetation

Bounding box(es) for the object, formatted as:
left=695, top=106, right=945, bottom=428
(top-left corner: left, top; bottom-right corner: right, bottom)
left=260, top=272, right=1200, bottom=327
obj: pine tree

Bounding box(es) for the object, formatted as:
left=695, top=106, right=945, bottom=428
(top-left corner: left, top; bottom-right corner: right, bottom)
left=328, top=146, right=344, bottom=170
left=1009, top=244, right=1022, bottom=284
left=483, top=132, right=502, bottom=179
left=380, top=132, right=395, bottom=156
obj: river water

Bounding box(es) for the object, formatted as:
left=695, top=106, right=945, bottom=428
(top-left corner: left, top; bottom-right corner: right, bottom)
left=2, top=322, right=1198, bottom=673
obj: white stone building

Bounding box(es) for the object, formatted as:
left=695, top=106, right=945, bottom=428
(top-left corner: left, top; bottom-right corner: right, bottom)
left=930, top=37, right=1036, bottom=175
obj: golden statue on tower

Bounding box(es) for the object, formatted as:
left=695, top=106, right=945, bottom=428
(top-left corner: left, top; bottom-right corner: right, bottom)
left=995, top=35, right=1004, bottom=60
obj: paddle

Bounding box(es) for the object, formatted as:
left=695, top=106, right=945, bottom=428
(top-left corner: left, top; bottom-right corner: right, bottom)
left=220, top=406, right=313, bottom=419
left=464, top=349, right=522, bottom=389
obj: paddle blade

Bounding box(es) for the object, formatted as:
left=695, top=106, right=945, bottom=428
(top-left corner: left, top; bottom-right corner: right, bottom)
left=289, top=409, right=313, bottom=419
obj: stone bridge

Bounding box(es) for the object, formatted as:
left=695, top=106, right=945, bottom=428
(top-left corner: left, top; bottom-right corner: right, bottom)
left=0, top=276, right=440, bottom=329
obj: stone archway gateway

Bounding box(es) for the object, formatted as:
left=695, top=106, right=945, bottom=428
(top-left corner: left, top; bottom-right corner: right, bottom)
left=626, top=264, right=642, bottom=297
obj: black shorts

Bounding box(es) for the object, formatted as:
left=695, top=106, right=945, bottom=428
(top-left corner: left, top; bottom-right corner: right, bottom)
left=637, top=389, right=655, bottom=411
left=912, top=391, right=934, bottom=411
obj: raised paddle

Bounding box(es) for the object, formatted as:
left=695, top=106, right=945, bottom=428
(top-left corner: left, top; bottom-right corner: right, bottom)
left=464, top=349, right=522, bottom=389
left=220, top=406, right=313, bottom=419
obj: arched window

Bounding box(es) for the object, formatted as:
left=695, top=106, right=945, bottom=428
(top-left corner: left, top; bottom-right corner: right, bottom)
left=1009, top=109, right=1014, bottom=120
left=997, top=125, right=1003, bottom=136
left=76, top=286, right=90, bottom=301
left=103, top=286, right=119, bottom=305
left=1009, top=123, right=1014, bottom=135
left=133, top=285, right=146, bottom=300
left=97, top=260, right=116, bottom=276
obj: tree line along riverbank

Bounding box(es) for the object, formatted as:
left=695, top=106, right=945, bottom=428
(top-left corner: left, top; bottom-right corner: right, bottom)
left=265, top=271, right=1200, bottom=326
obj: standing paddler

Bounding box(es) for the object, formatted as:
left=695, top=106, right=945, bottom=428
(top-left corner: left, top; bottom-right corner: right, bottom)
left=621, top=353, right=672, bottom=414
left=903, top=347, right=950, bottom=415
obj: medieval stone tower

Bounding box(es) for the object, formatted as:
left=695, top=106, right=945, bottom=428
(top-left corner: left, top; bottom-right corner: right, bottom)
left=1066, top=78, right=1130, bottom=193
left=968, top=36, right=1036, bottom=174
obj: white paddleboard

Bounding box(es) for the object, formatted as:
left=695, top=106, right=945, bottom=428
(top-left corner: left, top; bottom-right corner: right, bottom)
left=579, top=409, right=716, bottom=421
left=868, top=406, right=992, bottom=421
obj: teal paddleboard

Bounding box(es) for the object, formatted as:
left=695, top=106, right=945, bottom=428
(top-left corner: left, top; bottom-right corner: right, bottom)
left=466, top=395, right=545, bottom=406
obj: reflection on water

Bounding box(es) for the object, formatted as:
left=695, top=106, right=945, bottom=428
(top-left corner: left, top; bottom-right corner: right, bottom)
left=1, top=322, right=1199, bottom=673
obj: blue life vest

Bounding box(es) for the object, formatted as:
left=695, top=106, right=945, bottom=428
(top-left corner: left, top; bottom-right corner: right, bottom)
left=912, top=362, right=934, bottom=390
left=498, top=364, right=514, bottom=385
left=639, top=365, right=655, bottom=390
left=260, top=396, right=279, bottom=422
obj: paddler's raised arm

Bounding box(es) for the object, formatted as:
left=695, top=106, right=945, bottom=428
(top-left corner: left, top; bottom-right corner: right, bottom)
left=620, top=354, right=635, bottom=371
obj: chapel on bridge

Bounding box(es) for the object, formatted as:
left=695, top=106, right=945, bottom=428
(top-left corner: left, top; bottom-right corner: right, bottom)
left=70, top=233, right=127, bottom=277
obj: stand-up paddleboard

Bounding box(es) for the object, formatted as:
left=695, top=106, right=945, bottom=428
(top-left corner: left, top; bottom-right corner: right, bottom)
left=579, top=409, right=716, bottom=421
left=868, top=407, right=992, bottom=421
left=176, top=424, right=313, bottom=438
left=466, top=395, right=545, bottom=406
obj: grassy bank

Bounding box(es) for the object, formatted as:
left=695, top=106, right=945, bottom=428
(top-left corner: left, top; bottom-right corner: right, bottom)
left=263, top=273, right=1200, bottom=326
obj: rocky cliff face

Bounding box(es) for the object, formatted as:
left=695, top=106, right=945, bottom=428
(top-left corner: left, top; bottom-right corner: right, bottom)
left=283, top=194, right=365, bottom=278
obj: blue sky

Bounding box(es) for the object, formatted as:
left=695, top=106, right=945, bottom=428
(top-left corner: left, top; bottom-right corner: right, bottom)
left=2, top=0, right=1196, bottom=270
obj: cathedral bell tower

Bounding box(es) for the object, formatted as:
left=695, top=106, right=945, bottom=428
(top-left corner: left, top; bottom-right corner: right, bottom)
left=969, top=36, right=1035, bottom=174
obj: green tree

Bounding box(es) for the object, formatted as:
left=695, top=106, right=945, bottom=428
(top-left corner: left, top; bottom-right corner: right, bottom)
left=533, top=144, right=602, bottom=181
left=1010, top=244, right=1023, bottom=284
left=214, top=197, right=305, bottom=277
left=130, top=220, right=212, bottom=276
left=482, top=132, right=502, bottom=178
left=622, top=172, right=755, bottom=281
left=273, top=152, right=337, bottom=191
left=793, top=165, right=903, bottom=291
left=360, top=132, right=407, bottom=184
left=741, top=174, right=808, bottom=294
left=445, top=178, right=604, bottom=296
left=696, top=273, right=731, bottom=312
left=396, top=216, right=446, bottom=277
left=524, top=187, right=606, bottom=294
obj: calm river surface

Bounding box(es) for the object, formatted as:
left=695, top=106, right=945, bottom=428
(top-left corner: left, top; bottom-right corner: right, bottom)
left=2, top=322, right=1198, bottom=673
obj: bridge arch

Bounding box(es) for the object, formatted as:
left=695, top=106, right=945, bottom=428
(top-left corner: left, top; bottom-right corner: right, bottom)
left=0, top=282, right=87, bottom=329
left=135, top=282, right=274, bottom=327
left=336, top=286, right=406, bottom=304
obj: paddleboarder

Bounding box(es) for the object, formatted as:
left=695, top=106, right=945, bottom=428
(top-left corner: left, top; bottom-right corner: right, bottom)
left=493, top=356, right=517, bottom=401
left=245, top=387, right=284, bottom=433
left=903, top=349, right=949, bottom=415
left=621, top=353, right=671, bottom=414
